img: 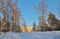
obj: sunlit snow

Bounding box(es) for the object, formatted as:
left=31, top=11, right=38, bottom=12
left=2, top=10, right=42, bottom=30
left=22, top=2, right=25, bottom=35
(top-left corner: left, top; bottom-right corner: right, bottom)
left=0, top=31, right=60, bottom=39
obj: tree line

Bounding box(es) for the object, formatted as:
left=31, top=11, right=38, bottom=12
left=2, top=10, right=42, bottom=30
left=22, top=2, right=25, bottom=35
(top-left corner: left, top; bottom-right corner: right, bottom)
left=0, top=0, right=60, bottom=32
left=33, top=0, right=60, bottom=31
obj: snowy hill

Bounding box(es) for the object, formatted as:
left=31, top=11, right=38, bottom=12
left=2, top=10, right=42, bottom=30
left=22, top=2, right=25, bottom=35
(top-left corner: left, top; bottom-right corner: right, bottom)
left=0, top=31, right=60, bottom=39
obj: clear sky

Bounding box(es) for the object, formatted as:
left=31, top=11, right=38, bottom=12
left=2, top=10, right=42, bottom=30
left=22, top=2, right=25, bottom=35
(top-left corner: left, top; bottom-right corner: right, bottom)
left=17, top=0, right=60, bottom=26
left=0, top=0, right=60, bottom=26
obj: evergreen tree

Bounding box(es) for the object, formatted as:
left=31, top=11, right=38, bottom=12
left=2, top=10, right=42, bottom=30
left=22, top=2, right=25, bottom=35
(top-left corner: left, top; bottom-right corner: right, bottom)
left=48, top=12, right=60, bottom=31
left=33, top=20, right=36, bottom=31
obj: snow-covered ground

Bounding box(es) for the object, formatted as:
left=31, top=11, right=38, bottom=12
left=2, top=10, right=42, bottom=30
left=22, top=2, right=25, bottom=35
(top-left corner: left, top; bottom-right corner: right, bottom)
left=0, top=31, right=60, bottom=39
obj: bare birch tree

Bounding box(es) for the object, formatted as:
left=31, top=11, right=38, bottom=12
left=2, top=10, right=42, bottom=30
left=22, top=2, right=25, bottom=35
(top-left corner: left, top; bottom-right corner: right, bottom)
left=35, top=0, right=47, bottom=31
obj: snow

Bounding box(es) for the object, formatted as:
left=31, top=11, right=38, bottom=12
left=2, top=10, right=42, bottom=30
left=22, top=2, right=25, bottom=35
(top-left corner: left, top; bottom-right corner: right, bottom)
left=0, top=31, right=60, bottom=39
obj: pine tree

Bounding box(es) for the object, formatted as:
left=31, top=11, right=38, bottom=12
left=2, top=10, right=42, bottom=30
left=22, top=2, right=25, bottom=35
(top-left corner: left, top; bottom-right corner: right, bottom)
left=48, top=12, right=60, bottom=31
left=33, top=20, right=36, bottom=31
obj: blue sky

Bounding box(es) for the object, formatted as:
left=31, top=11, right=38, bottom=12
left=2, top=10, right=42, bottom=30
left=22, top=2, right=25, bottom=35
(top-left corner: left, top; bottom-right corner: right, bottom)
left=0, top=0, right=60, bottom=26
left=17, top=0, right=60, bottom=26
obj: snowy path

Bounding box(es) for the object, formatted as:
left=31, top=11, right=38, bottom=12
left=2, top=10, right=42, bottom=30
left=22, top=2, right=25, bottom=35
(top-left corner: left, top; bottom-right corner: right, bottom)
left=0, top=32, right=60, bottom=39
left=0, top=32, right=22, bottom=39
